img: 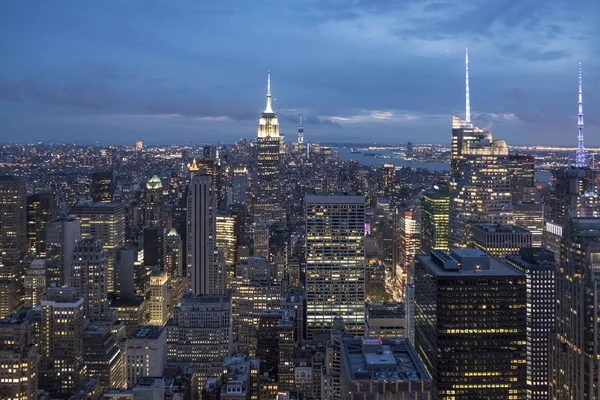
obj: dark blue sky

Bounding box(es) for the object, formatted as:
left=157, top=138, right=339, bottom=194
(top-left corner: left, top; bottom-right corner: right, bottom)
left=1, top=0, right=599, bottom=146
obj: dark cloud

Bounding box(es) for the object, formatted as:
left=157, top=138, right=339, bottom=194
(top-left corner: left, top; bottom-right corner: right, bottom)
left=280, top=112, right=341, bottom=129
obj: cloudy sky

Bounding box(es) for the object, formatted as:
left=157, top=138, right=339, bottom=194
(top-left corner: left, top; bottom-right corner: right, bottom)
left=1, top=0, right=599, bottom=145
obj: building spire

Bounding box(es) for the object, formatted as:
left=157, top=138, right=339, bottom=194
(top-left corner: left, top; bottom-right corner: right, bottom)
left=576, top=62, right=586, bottom=168
left=264, top=70, right=274, bottom=114
left=465, top=47, right=471, bottom=124
left=298, top=114, right=304, bottom=144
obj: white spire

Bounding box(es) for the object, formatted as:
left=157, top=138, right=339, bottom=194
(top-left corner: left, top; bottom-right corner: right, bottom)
left=264, top=70, right=274, bottom=113
left=465, top=47, right=471, bottom=124
left=576, top=62, right=586, bottom=168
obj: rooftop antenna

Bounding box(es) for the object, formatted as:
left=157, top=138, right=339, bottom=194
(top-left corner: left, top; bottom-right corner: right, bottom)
left=576, top=62, right=586, bottom=168
left=465, top=47, right=471, bottom=125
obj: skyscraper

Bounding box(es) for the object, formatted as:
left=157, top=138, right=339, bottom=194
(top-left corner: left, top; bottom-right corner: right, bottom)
left=394, top=207, right=421, bottom=289
left=449, top=115, right=512, bottom=248
left=91, top=171, right=114, bottom=203
left=24, top=259, right=46, bottom=308
left=187, top=170, right=225, bottom=295
left=148, top=271, right=169, bottom=326
left=255, top=72, right=283, bottom=223
left=83, top=325, right=126, bottom=391
left=509, top=154, right=536, bottom=202
left=305, top=193, right=365, bottom=342
left=144, top=175, right=164, bottom=227
left=0, top=310, right=39, bottom=400
left=415, top=249, right=526, bottom=399
left=0, top=176, right=27, bottom=318
left=40, top=286, right=85, bottom=394
left=72, top=238, right=109, bottom=322
left=26, top=192, right=57, bottom=257
left=166, top=294, right=232, bottom=387
left=71, top=202, right=126, bottom=293
left=231, top=167, right=248, bottom=206
left=513, top=201, right=544, bottom=247
left=421, top=184, right=450, bottom=253
left=506, top=248, right=556, bottom=400
left=45, top=216, right=81, bottom=287
left=472, top=223, right=532, bottom=259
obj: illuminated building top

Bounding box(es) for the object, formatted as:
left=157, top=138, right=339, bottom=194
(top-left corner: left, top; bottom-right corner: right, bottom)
left=258, top=71, right=280, bottom=138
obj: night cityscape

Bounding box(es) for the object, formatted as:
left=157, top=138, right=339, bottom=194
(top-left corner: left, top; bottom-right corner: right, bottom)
left=1, top=1, right=600, bottom=400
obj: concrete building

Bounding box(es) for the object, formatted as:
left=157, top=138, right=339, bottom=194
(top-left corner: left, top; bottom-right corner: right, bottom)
left=148, top=271, right=169, bottom=326
left=24, top=259, right=47, bottom=308
left=72, top=238, right=110, bottom=322
left=83, top=324, right=126, bottom=391
left=126, top=326, right=167, bottom=389
left=365, top=302, right=406, bottom=339
left=415, top=249, right=526, bottom=399
left=472, top=223, right=532, bottom=258
left=340, top=337, right=432, bottom=400
left=421, top=184, right=450, bottom=253
left=45, top=216, right=81, bottom=287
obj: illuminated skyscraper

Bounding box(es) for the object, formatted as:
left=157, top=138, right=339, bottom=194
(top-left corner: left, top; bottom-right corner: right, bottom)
left=144, top=175, right=164, bottom=227
left=83, top=325, right=126, bottom=391
left=472, top=223, right=532, bottom=259
left=255, top=72, right=283, bottom=222
left=0, top=176, right=26, bottom=318
left=71, top=202, right=126, bottom=293
left=513, top=201, right=544, bottom=247
left=449, top=115, right=512, bottom=248
left=72, top=238, right=109, bottom=322
left=40, top=286, right=85, bottom=394
left=216, top=213, right=238, bottom=268
left=381, top=163, right=396, bottom=202
left=26, top=192, right=57, bottom=257
left=394, top=207, right=421, bottom=289
left=45, top=216, right=81, bottom=287
left=297, top=115, right=304, bottom=144
left=187, top=170, right=225, bottom=295
left=305, top=194, right=365, bottom=342
left=506, top=248, right=556, bottom=400
left=415, top=249, right=526, bottom=399
left=254, top=222, right=269, bottom=260
left=91, top=171, right=114, bottom=203
left=509, top=154, right=536, bottom=202
left=231, top=167, right=248, bottom=206
left=148, top=271, right=169, bottom=326
left=0, top=310, right=39, bottom=400
left=24, top=259, right=46, bottom=308
left=421, top=184, right=450, bottom=253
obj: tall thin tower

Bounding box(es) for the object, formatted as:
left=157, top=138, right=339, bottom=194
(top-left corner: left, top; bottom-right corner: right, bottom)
left=576, top=63, right=586, bottom=168
left=465, top=47, right=471, bottom=125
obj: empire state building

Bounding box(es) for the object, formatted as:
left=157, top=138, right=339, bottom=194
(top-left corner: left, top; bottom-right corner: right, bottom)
left=254, top=72, right=284, bottom=223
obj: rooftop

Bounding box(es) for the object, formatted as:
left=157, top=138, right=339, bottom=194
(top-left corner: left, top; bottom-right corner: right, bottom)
left=473, top=223, right=530, bottom=234
left=367, top=302, right=406, bottom=319
left=342, top=338, right=429, bottom=382
left=419, top=249, right=524, bottom=277
left=131, top=325, right=165, bottom=340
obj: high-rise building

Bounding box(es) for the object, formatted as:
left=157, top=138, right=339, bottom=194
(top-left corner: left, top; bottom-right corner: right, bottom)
left=340, top=337, right=432, bottom=400
left=0, top=310, right=39, bottom=400
left=421, top=184, right=450, bottom=253
left=255, top=72, right=283, bottom=223
left=305, top=194, right=365, bottom=342
left=381, top=163, right=396, bottom=202
left=91, top=171, right=114, bottom=203
left=365, top=302, right=406, bottom=339
left=256, top=310, right=283, bottom=378
left=126, top=326, right=167, bottom=389
left=0, top=176, right=26, bottom=318
left=297, top=115, right=304, bottom=145
left=394, top=207, right=421, bottom=289
left=547, top=168, right=600, bottom=224
left=24, top=259, right=46, bottom=308
left=231, top=280, right=281, bottom=356
left=148, top=271, right=169, bottom=326
left=506, top=248, right=556, bottom=400
left=449, top=115, right=512, bottom=248
left=71, top=202, right=126, bottom=293
left=45, top=216, right=81, bottom=287
left=166, top=294, right=231, bottom=386
left=164, top=228, right=182, bottom=278
left=26, top=192, right=57, bottom=257
left=231, top=167, right=248, bottom=206
left=472, top=223, right=532, bottom=258
left=278, top=312, right=296, bottom=393
left=187, top=170, right=225, bottom=295
left=549, top=217, right=600, bottom=400
left=415, top=249, right=526, bottom=399
left=511, top=201, right=544, bottom=249
left=143, top=226, right=165, bottom=268
left=40, top=286, right=85, bottom=394
left=144, top=175, right=164, bottom=227
left=72, top=238, right=109, bottom=322
left=216, top=213, right=237, bottom=268
left=253, top=222, right=269, bottom=260
left=83, top=324, right=126, bottom=391
left=509, top=154, right=536, bottom=202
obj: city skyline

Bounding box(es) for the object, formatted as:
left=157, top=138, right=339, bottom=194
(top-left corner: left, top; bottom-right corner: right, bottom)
left=1, top=1, right=599, bottom=146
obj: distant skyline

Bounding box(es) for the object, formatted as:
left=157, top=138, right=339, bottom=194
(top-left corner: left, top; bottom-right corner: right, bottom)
left=1, top=0, right=599, bottom=146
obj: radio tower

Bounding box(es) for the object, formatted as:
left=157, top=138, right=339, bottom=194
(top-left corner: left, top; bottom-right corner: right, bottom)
left=576, top=63, right=586, bottom=168
left=465, top=47, right=471, bottom=125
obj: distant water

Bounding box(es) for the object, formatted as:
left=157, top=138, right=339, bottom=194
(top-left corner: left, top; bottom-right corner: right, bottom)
left=334, top=147, right=449, bottom=172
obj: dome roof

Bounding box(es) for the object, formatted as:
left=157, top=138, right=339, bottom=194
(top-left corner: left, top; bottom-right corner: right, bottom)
left=146, top=175, right=163, bottom=190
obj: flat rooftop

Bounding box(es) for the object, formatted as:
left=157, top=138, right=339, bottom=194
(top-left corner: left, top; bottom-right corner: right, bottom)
left=367, top=302, right=405, bottom=319
left=342, top=338, right=429, bottom=382
left=418, top=249, right=524, bottom=277
left=473, top=223, right=530, bottom=233
left=131, top=325, right=165, bottom=339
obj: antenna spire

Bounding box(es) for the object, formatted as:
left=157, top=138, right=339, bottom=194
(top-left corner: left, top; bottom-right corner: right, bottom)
left=576, top=62, right=586, bottom=168
left=264, top=70, right=274, bottom=113
left=465, top=47, right=471, bottom=124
